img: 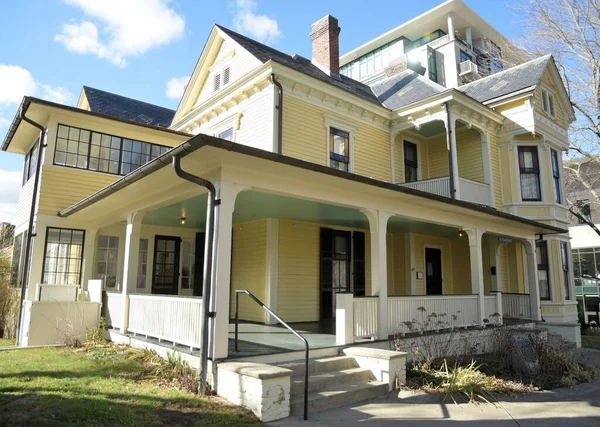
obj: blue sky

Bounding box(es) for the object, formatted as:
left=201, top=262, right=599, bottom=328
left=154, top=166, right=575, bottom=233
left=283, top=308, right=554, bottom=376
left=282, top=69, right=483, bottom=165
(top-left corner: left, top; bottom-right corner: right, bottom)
left=0, top=0, right=521, bottom=222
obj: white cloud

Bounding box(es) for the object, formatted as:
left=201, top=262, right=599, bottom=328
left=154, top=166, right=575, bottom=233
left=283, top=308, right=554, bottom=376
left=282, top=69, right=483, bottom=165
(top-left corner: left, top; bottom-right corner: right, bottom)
left=55, top=0, right=185, bottom=67
left=165, top=76, right=190, bottom=100
left=232, top=0, right=280, bottom=44
left=0, top=117, right=11, bottom=130
left=0, top=65, right=73, bottom=107
left=0, top=169, right=21, bottom=224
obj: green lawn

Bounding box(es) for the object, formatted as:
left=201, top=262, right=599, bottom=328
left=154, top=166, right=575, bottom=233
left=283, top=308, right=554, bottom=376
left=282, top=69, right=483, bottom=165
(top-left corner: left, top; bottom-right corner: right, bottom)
left=0, top=347, right=260, bottom=426
left=0, top=338, right=15, bottom=347
left=583, top=335, right=600, bottom=350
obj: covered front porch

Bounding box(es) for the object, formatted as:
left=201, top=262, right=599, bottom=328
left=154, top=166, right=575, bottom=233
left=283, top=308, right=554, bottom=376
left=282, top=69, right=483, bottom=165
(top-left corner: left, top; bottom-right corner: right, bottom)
left=53, top=136, right=552, bottom=360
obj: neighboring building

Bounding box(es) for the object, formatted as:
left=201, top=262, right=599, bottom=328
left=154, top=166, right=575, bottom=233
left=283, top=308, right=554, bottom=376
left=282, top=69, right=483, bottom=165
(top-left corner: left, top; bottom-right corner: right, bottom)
left=565, top=159, right=600, bottom=324
left=0, top=0, right=579, bottom=419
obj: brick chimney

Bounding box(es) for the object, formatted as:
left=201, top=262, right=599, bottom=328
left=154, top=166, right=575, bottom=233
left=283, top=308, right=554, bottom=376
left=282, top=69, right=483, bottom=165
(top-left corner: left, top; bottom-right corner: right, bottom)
left=310, top=15, right=341, bottom=75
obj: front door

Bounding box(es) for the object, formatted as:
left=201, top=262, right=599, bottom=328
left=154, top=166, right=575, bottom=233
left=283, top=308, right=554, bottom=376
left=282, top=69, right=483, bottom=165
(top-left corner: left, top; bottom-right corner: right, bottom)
left=425, top=247, right=443, bottom=295
left=320, top=228, right=352, bottom=320
left=152, top=235, right=181, bottom=295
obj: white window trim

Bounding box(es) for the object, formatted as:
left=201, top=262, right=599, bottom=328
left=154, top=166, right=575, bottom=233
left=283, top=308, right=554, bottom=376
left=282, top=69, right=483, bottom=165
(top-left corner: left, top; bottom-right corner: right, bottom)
left=209, top=112, right=242, bottom=141
left=541, top=87, right=556, bottom=118
left=211, top=59, right=233, bottom=93
left=324, top=114, right=358, bottom=173
left=513, top=141, right=548, bottom=203
left=549, top=145, right=564, bottom=206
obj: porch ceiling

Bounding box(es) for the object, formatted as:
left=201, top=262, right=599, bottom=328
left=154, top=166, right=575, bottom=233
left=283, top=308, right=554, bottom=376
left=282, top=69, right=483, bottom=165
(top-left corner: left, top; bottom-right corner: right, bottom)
left=410, top=120, right=466, bottom=139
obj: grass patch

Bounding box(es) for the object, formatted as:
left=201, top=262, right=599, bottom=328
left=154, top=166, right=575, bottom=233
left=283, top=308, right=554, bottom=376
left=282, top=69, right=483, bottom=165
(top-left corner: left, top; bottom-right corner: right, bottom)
left=0, top=345, right=260, bottom=426
left=583, top=335, right=600, bottom=350
left=0, top=338, right=15, bottom=347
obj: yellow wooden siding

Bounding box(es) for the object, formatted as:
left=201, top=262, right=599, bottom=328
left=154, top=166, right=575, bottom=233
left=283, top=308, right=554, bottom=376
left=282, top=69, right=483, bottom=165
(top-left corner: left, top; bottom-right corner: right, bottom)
left=534, top=70, right=568, bottom=130
left=386, top=233, right=394, bottom=294
left=482, top=234, right=491, bottom=294
left=37, top=166, right=119, bottom=215
left=489, top=133, right=503, bottom=207
left=277, top=220, right=320, bottom=322
left=390, top=232, right=406, bottom=295
left=450, top=235, right=471, bottom=294
left=549, top=240, right=563, bottom=302
left=195, top=38, right=261, bottom=106
left=498, top=243, right=509, bottom=293
left=281, top=95, right=391, bottom=181
left=456, top=128, right=484, bottom=182
left=394, top=136, right=403, bottom=183
left=15, top=177, right=34, bottom=229
left=396, top=132, right=429, bottom=182
left=230, top=220, right=267, bottom=322
left=425, top=134, right=449, bottom=179
left=498, top=143, right=514, bottom=205
left=234, top=89, right=273, bottom=151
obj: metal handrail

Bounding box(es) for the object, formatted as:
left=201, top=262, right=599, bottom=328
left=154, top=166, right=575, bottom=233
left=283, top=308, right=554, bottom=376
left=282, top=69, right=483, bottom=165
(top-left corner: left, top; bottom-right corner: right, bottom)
left=234, top=289, right=309, bottom=421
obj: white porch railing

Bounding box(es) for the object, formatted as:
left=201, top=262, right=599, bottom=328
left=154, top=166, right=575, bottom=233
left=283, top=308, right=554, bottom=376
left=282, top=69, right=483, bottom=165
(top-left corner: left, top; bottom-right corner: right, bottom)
left=387, top=295, right=480, bottom=334
left=400, top=177, right=451, bottom=198
left=127, top=294, right=203, bottom=349
left=503, top=293, right=532, bottom=319
left=459, top=178, right=491, bottom=206
left=399, top=177, right=491, bottom=206
left=102, top=291, right=123, bottom=329
left=353, top=297, right=378, bottom=338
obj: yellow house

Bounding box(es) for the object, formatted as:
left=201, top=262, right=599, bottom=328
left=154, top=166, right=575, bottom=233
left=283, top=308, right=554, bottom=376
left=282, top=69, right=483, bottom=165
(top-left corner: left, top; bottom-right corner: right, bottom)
left=1, top=1, right=579, bottom=420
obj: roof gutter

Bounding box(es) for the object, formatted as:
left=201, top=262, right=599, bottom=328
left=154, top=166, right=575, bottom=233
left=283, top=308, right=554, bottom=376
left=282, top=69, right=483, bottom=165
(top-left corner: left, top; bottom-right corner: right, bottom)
left=15, top=106, right=46, bottom=346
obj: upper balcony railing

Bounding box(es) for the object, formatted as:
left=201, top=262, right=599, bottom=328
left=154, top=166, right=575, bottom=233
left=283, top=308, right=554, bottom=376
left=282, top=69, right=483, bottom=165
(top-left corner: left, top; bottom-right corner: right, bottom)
left=399, top=176, right=491, bottom=206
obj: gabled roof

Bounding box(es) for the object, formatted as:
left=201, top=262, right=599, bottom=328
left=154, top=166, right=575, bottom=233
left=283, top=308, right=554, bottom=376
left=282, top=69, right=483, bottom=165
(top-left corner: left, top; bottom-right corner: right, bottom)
left=82, top=86, right=176, bottom=128
left=458, top=55, right=552, bottom=103
left=215, top=25, right=381, bottom=105
left=371, top=70, right=446, bottom=110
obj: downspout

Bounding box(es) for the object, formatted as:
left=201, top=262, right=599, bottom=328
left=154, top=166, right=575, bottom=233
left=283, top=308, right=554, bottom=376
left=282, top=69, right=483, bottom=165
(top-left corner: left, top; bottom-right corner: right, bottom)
left=172, top=156, right=216, bottom=395
left=444, top=102, right=456, bottom=199
left=269, top=73, right=283, bottom=154
left=15, top=108, right=45, bottom=346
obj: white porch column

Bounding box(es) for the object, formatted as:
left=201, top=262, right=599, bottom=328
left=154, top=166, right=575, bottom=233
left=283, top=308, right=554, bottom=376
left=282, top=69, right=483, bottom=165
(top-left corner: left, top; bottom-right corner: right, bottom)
left=336, top=293, right=354, bottom=345
left=488, top=236, right=501, bottom=292
left=444, top=117, right=460, bottom=200
left=447, top=12, right=455, bottom=40
left=121, top=212, right=143, bottom=333
left=405, top=233, right=416, bottom=295
left=81, top=228, right=98, bottom=291
left=364, top=209, right=392, bottom=340
left=264, top=218, right=279, bottom=325
left=524, top=239, right=542, bottom=321
left=210, top=181, right=244, bottom=359
left=466, top=228, right=485, bottom=325
left=465, top=27, right=472, bottom=46
left=481, top=131, right=495, bottom=207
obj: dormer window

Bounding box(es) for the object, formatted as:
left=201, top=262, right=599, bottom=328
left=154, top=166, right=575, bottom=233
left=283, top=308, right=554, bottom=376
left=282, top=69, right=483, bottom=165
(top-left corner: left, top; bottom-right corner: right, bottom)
left=213, top=66, right=231, bottom=93
left=542, top=88, right=555, bottom=117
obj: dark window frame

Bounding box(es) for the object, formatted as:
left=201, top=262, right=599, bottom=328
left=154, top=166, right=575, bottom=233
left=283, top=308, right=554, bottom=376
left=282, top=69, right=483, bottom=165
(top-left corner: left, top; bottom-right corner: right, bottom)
left=404, top=141, right=418, bottom=183
left=22, top=139, right=39, bottom=185
left=41, top=227, right=85, bottom=285
left=561, top=242, right=571, bottom=300
left=551, top=149, right=561, bottom=204
left=518, top=146, right=542, bottom=202
left=53, top=123, right=169, bottom=177
left=536, top=240, right=551, bottom=301
left=329, top=127, right=350, bottom=172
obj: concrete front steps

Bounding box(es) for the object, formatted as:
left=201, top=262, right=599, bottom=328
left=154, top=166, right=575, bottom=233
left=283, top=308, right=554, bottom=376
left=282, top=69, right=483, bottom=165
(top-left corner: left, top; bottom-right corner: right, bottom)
left=277, top=355, right=389, bottom=416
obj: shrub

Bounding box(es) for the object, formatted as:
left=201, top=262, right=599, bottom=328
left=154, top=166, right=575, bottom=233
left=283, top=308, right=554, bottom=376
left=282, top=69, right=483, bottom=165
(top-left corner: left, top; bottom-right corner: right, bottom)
left=85, top=317, right=107, bottom=345
left=0, top=249, right=18, bottom=340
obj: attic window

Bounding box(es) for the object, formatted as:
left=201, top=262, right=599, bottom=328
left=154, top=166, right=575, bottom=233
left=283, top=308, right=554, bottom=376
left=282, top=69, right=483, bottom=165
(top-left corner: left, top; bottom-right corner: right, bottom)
left=542, top=88, right=555, bottom=117
left=213, top=66, right=231, bottom=93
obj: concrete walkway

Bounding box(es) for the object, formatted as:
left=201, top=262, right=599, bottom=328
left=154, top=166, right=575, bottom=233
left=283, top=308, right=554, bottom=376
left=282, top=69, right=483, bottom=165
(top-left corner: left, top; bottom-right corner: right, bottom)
left=274, top=349, right=600, bottom=426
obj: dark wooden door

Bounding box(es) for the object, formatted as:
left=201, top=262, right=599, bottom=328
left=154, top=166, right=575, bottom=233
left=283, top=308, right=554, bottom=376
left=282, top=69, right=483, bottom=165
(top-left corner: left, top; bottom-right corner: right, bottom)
left=152, top=235, right=181, bottom=295
left=320, top=228, right=351, bottom=320
left=193, top=232, right=205, bottom=297
left=425, top=248, right=443, bottom=295
left=353, top=231, right=365, bottom=297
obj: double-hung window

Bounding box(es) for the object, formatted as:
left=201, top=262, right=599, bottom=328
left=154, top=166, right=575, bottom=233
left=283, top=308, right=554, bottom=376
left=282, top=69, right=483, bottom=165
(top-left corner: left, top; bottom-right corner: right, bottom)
left=137, top=238, right=148, bottom=289
left=518, top=146, right=542, bottom=201
left=42, top=228, right=85, bottom=285
left=542, top=88, right=556, bottom=117
left=551, top=149, right=561, bottom=204
left=536, top=240, right=551, bottom=300
left=329, top=128, right=350, bottom=172
left=404, top=141, right=418, bottom=183
left=576, top=199, right=592, bottom=224
left=22, top=140, right=39, bottom=185
left=560, top=242, right=571, bottom=300
left=96, top=235, right=119, bottom=288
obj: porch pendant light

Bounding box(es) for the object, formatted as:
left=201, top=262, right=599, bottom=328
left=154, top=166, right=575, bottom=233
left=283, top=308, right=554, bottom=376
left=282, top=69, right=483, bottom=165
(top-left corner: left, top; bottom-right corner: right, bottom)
left=181, top=216, right=187, bottom=225
left=458, top=229, right=464, bottom=237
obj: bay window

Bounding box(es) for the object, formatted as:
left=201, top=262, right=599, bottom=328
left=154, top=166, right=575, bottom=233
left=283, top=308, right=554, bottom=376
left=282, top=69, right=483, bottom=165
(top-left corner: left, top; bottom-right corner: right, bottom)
left=96, top=235, right=119, bottom=288
left=42, top=228, right=85, bottom=285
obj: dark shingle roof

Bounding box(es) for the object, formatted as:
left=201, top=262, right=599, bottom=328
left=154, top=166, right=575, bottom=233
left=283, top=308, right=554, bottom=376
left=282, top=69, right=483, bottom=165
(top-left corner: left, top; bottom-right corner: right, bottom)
left=370, top=70, right=446, bottom=110
left=83, top=86, right=175, bottom=128
left=458, top=55, right=552, bottom=103
left=215, top=25, right=380, bottom=105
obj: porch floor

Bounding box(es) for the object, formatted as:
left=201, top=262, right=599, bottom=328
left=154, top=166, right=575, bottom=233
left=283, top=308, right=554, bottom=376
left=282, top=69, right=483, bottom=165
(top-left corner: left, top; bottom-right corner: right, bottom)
left=227, top=320, right=339, bottom=358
